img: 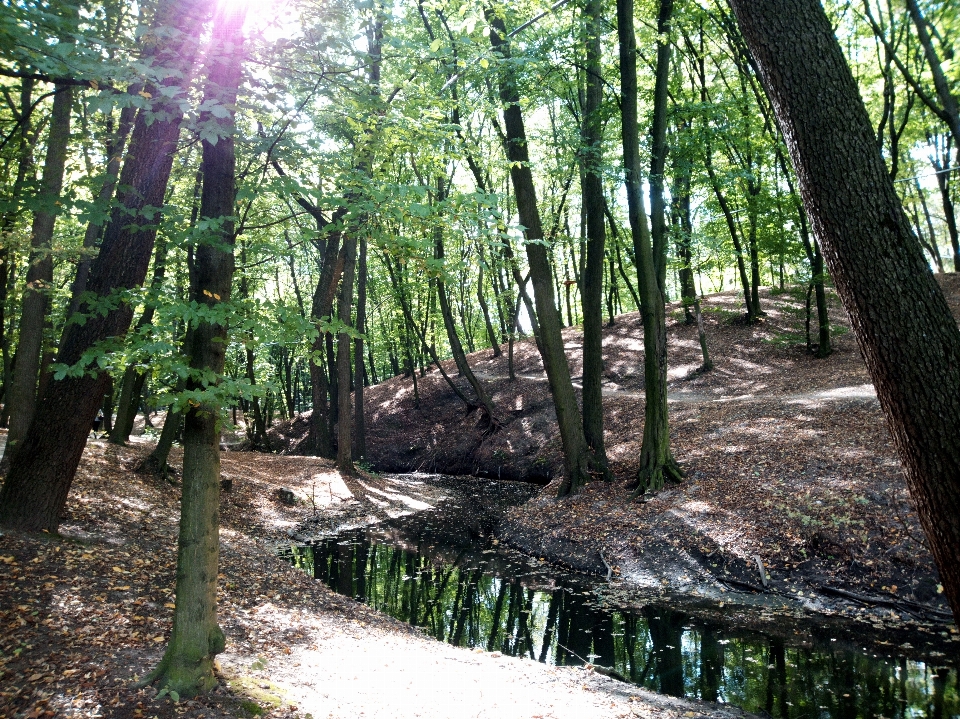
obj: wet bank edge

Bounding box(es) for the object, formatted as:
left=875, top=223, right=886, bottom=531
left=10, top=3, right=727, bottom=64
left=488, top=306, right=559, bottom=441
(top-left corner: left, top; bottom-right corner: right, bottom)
left=284, top=473, right=958, bottom=668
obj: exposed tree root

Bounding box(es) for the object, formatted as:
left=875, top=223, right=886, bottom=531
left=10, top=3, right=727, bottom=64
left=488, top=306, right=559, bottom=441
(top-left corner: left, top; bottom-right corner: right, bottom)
left=628, top=456, right=685, bottom=500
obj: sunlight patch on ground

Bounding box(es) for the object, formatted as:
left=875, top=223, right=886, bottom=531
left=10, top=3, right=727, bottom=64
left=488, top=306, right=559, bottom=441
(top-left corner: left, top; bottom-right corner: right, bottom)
left=667, top=363, right=700, bottom=379
left=363, top=493, right=390, bottom=508
left=603, top=335, right=641, bottom=350
left=679, top=500, right=718, bottom=515
left=311, top=471, right=353, bottom=506
left=728, top=356, right=773, bottom=373
left=356, top=481, right=433, bottom=510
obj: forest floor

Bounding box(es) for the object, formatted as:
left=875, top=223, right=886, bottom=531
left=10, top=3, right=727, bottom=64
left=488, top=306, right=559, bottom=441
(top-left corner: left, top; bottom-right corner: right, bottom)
left=0, top=440, right=753, bottom=719
left=269, top=275, right=960, bottom=636
left=3, top=277, right=960, bottom=718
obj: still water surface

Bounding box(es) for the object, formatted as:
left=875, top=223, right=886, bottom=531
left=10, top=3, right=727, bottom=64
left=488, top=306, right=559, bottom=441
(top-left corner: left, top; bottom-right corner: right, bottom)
left=283, top=483, right=958, bottom=718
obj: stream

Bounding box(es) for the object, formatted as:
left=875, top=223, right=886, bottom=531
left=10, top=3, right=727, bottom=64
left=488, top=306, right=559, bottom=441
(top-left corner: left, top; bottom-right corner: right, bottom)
left=281, top=475, right=959, bottom=718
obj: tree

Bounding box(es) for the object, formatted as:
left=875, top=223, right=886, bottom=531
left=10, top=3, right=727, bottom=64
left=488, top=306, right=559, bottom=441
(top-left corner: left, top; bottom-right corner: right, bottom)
left=487, top=6, right=602, bottom=497
left=726, top=0, right=960, bottom=621
left=0, top=0, right=211, bottom=531
left=1, top=79, right=72, bottom=468
left=617, top=0, right=684, bottom=495
left=578, top=0, right=610, bottom=477
left=142, top=1, right=246, bottom=695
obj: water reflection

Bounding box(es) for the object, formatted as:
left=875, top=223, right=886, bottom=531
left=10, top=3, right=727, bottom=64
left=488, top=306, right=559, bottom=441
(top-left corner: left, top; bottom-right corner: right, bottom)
left=284, top=527, right=958, bottom=718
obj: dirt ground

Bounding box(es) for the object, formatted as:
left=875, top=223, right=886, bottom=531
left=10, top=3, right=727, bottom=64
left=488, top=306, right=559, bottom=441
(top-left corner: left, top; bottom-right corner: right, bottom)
left=3, top=276, right=960, bottom=717
left=266, top=275, right=960, bottom=628
left=0, top=441, right=754, bottom=719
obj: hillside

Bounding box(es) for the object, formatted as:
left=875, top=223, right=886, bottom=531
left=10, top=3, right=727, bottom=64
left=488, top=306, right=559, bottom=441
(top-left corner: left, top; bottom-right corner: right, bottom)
left=270, top=274, right=960, bottom=622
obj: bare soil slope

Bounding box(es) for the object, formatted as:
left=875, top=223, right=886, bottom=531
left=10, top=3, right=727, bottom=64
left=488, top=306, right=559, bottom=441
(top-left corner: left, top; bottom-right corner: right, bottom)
left=270, top=277, right=960, bottom=623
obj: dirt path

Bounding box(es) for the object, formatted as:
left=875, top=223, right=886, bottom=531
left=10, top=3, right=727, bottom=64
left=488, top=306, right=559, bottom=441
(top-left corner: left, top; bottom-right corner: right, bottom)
left=474, top=370, right=878, bottom=404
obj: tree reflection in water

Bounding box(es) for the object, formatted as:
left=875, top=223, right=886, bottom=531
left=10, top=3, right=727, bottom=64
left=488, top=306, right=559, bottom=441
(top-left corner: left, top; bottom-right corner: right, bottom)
left=285, top=526, right=959, bottom=718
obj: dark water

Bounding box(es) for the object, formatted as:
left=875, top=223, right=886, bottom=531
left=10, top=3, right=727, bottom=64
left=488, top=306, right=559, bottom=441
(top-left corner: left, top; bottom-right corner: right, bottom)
left=282, top=485, right=958, bottom=718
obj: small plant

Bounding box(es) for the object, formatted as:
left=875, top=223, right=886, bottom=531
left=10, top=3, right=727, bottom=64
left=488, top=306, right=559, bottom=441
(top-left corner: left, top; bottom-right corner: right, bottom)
left=241, top=700, right=265, bottom=716
left=155, top=686, right=180, bottom=703
left=355, top=457, right=378, bottom=475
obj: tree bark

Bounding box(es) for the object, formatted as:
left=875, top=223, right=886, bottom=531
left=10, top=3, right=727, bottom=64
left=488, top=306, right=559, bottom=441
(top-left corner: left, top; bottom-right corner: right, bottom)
left=727, top=0, right=960, bottom=622
left=578, top=0, right=610, bottom=476
left=2, top=82, right=72, bottom=469
left=0, top=0, right=210, bottom=532
left=353, top=235, right=367, bottom=461
left=144, top=2, right=245, bottom=695
left=0, top=77, right=36, bottom=415
left=336, top=230, right=357, bottom=474
left=488, top=7, right=600, bottom=496
left=618, top=0, right=684, bottom=495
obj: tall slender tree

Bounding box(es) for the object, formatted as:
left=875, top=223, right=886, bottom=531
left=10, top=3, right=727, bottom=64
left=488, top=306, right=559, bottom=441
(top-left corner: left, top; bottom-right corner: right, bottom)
left=618, top=0, right=684, bottom=495
left=142, top=0, right=246, bottom=694
left=487, top=6, right=602, bottom=496
left=1, top=80, right=72, bottom=468
left=579, top=0, right=610, bottom=477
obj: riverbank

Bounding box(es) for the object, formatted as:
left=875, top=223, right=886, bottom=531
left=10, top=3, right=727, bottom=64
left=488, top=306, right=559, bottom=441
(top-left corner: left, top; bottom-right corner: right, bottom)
left=0, top=440, right=754, bottom=719
left=263, top=280, right=960, bottom=634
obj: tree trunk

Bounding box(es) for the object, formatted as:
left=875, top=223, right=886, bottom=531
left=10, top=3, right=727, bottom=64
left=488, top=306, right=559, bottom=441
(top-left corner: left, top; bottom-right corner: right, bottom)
left=353, top=235, right=367, bottom=461
left=434, top=194, right=499, bottom=427
left=144, top=3, right=244, bottom=695
left=306, top=219, right=345, bottom=457
left=672, top=169, right=697, bottom=325
left=931, top=150, right=960, bottom=271
left=2, top=82, right=72, bottom=469
left=914, top=180, right=945, bottom=272
left=648, top=0, right=673, bottom=295
left=110, top=234, right=171, bottom=444
left=578, top=0, right=610, bottom=476
left=618, top=0, right=684, bottom=496
left=0, top=0, right=211, bottom=532
left=476, top=259, right=501, bottom=357
left=336, top=231, right=357, bottom=475
left=0, top=77, right=36, bottom=415
left=67, top=94, right=140, bottom=322
left=488, top=8, right=599, bottom=497
left=727, top=0, right=960, bottom=622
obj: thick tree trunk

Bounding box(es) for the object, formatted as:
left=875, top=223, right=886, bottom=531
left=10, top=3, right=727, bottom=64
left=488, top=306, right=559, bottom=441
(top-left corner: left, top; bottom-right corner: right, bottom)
left=144, top=3, right=244, bottom=695
left=488, top=8, right=599, bottom=496
left=68, top=94, right=139, bottom=322
left=727, top=0, right=960, bottom=621
left=0, top=0, right=210, bottom=532
left=578, top=0, right=609, bottom=476
left=307, top=221, right=345, bottom=457
left=618, top=0, right=684, bottom=496
left=2, top=83, right=72, bottom=469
